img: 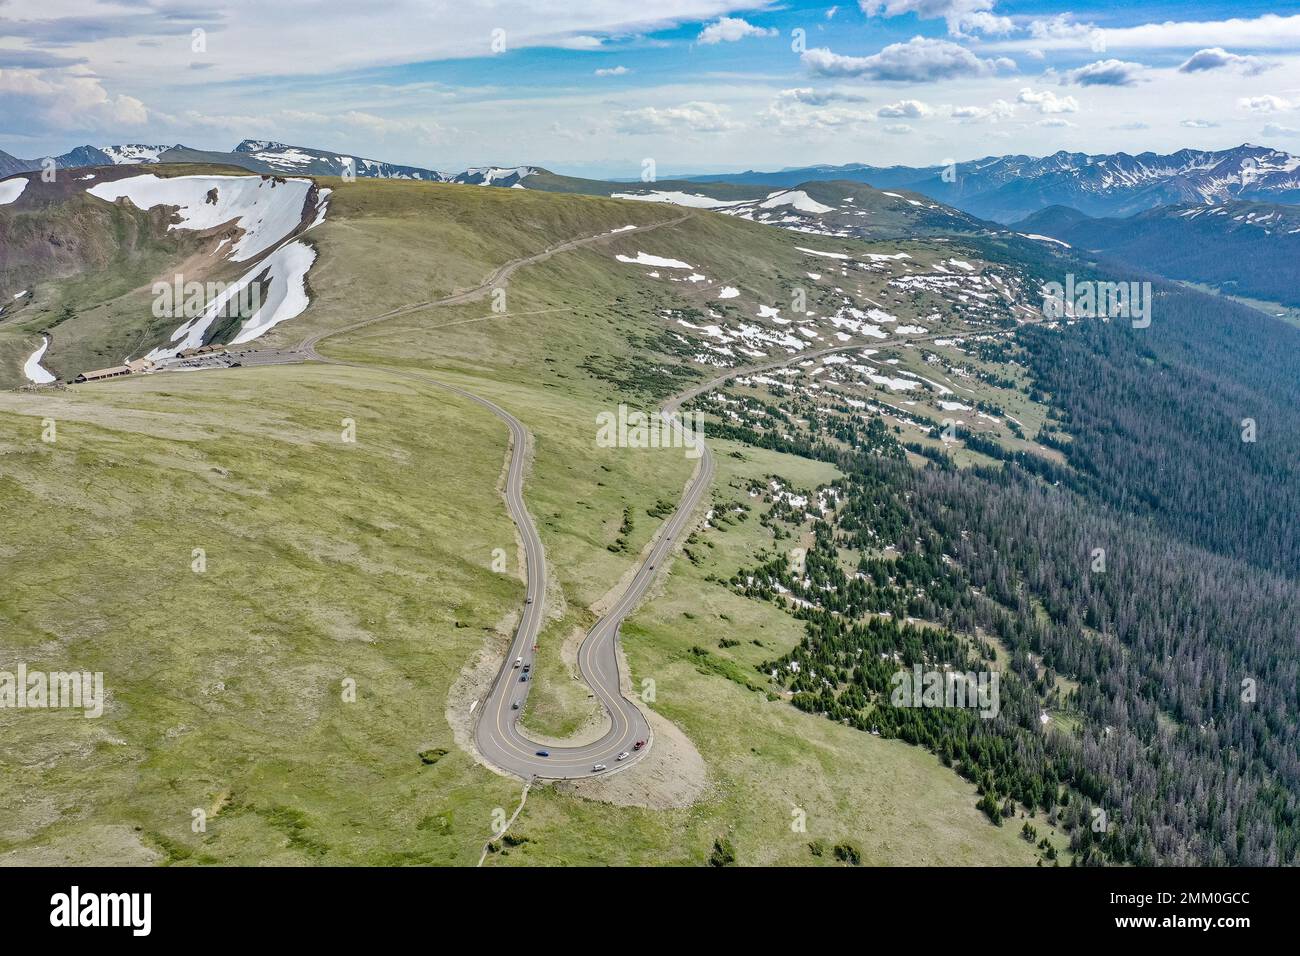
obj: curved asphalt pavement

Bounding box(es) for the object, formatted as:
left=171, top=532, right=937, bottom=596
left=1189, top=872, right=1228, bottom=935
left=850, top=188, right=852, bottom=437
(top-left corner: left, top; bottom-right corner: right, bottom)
left=259, top=211, right=892, bottom=781
left=293, top=213, right=700, bottom=780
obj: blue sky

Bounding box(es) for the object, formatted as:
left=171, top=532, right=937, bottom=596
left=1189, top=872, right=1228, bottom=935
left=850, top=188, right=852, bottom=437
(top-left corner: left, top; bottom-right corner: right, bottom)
left=3, top=1, right=1300, bottom=176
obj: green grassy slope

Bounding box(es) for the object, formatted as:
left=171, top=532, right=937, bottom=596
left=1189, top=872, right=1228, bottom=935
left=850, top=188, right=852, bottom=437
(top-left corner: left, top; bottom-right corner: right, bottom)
left=0, top=174, right=1048, bottom=865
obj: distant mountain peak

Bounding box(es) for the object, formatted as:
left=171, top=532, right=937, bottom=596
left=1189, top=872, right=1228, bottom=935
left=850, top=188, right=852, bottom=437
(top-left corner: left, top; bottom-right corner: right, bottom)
left=677, top=144, right=1300, bottom=222
left=234, top=139, right=287, bottom=153
left=98, top=144, right=179, bottom=165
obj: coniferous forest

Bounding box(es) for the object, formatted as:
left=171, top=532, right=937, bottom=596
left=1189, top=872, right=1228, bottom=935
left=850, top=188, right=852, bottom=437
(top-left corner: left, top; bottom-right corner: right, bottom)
left=721, top=277, right=1300, bottom=866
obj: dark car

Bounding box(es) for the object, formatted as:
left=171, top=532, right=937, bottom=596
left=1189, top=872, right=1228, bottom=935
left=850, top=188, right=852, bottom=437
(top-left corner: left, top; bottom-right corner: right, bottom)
left=535, top=750, right=549, bottom=757
left=519, top=673, right=528, bottom=682
left=633, top=739, right=646, bottom=750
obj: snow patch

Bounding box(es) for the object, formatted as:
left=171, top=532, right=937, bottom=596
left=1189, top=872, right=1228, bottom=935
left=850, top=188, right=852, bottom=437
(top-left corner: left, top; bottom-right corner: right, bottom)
left=99, top=144, right=169, bottom=165
left=87, top=174, right=314, bottom=262
left=0, top=179, right=28, bottom=205
left=610, top=190, right=748, bottom=209
left=146, top=240, right=317, bottom=359
left=759, top=189, right=834, bottom=214
left=230, top=241, right=317, bottom=344
left=796, top=246, right=850, bottom=260
left=22, top=337, right=55, bottom=384
left=1019, top=233, right=1070, bottom=248
left=615, top=251, right=693, bottom=269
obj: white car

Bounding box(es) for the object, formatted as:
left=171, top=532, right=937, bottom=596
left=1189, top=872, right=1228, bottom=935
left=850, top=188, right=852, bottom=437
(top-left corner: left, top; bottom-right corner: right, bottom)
left=591, top=764, right=607, bottom=773
left=513, top=657, right=522, bottom=668
left=617, top=751, right=630, bottom=761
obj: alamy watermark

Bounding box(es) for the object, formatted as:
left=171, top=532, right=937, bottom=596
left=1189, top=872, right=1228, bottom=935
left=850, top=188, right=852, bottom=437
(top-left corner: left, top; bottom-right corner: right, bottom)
left=50, top=886, right=150, bottom=936
left=890, top=664, right=1000, bottom=719
left=152, top=274, right=262, bottom=321
left=1, top=664, right=104, bottom=718
left=596, top=404, right=705, bottom=459
left=1042, top=273, right=1151, bottom=328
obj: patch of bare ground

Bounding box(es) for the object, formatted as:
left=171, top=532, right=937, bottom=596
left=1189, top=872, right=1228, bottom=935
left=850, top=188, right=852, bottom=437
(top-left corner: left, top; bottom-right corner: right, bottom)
left=555, top=707, right=710, bottom=810
left=0, top=825, right=161, bottom=867
left=445, top=609, right=517, bottom=779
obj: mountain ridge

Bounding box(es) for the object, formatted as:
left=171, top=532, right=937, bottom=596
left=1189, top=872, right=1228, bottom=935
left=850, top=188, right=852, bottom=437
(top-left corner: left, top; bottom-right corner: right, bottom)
left=0, top=139, right=542, bottom=187
left=676, top=144, right=1300, bottom=222
left=1011, top=198, right=1300, bottom=308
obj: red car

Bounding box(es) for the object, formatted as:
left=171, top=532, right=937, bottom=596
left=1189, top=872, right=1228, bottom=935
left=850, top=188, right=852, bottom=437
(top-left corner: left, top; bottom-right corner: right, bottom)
left=633, top=739, right=646, bottom=751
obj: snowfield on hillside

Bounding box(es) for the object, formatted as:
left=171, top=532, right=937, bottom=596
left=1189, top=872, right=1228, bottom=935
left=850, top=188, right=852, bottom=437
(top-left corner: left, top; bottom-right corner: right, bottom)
left=87, top=174, right=313, bottom=261
left=145, top=240, right=318, bottom=359
left=242, top=145, right=317, bottom=168
left=797, top=246, right=850, bottom=259
left=756, top=190, right=834, bottom=214
left=609, top=187, right=834, bottom=217
left=616, top=251, right=693, bottom=269
left=610, top=190, right=748, bottom=209
left=22, top=337, right=55, bottom=384
left=0, top=179, right=28, bottom=205
left=230, top=241, right=317, bottom=344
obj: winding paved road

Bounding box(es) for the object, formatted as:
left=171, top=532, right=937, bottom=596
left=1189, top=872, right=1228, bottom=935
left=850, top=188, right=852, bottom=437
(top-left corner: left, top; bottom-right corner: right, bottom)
left=238, top=214, right=929, bottom=781
left=288, top=214, right=704, bottom=780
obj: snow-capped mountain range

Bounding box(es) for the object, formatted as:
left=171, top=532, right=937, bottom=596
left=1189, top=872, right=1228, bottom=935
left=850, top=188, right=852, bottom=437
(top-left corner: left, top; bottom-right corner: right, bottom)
left=0, top=139, right=539, bottom=188
left=7, top=139, right=1300, bottom=223
left=683, top=145, right=1300, bottom=222
left=1010, top=198, right=1300, bottom=309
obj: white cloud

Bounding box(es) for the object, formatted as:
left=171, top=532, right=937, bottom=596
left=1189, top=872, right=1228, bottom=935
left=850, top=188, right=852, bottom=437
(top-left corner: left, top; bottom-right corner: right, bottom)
left=882, top=123, right=914, bottom=134
left=859, top=1, right=1013, bottom=38
left=778, top=87, right=870, bottom=106
left=698, top=17, right=777, bottom=45
left=1017, top=87, right=1079, bottom=114
left=186, top=107, right=444, bottom=144
left=951, top=99, right=1014, bottom=122
left=1037, top=118, right=1075, bottom=128
left=1060, top=59, right=1145, bottom=87
left=1178, top=48, right=1271, bottom=75
left=1237, top=94, right=1296, bottom=113
left=0, top=66, right=149, bottom=133
left=996, top=13, right=1300, bottom=53
left=877, top=99, right=932, bottom=118
left=765, top=88, right=873, bottom=132
left=1180, top=118, right=1219, bottom=128
left=0, top=1, right=767, bottom=86
left=557, top=35, right=607, bottom=50
left=595, top=65, right=630, bottom=76
left=1028, top=15, right=1095, bottom=42
left=616, top=101, right=738, bottom=134
left=803, top=37, right=1015, bottom=82
left=1262, top=122, right=1300, bottom=136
